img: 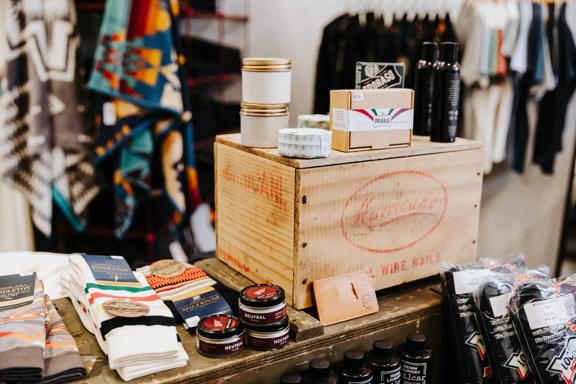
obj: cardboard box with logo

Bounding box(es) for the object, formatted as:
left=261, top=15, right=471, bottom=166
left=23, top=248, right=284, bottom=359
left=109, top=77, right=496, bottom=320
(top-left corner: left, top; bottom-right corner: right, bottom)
left=330, top=89, right=414, bottom=152
left=214, top=133, right=483, bottom=309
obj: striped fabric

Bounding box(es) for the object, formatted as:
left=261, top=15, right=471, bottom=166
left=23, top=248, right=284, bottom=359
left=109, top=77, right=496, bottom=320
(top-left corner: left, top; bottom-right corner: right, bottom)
left=64, top=254, right=188, bottom=381
left=136, top=264, right=217, bottom=302
left=0, top=278, right=45, bottom=382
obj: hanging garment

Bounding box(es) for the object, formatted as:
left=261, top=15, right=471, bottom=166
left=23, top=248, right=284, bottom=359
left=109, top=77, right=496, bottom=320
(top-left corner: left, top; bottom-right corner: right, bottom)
left=533, top=2, right=576, bottom=174
left=0, top=0, right=99, bottom=236
left=507, top=1, right=537, bottom=173
left=313, top=13, right=457, bottom=114
left=89, top=0, right=201, bottom=238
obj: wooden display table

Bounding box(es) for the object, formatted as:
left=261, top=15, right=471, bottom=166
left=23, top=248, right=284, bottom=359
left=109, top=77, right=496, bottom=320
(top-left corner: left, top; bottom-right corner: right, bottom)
left=55, top=259, right=446, bottom=384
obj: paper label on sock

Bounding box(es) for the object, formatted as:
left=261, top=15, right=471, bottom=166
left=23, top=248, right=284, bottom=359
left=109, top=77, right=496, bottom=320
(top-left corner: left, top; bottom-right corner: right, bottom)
left=174, top=288, right=232, bottom=329
left=489, top=292, right=514, bottom=317
left=453, top=270, right=493, bottom=295
left=525, top=295, right=576, bottom=330
left=0, top=272, right=36, bottom=310
left=82, top=254, right=138, bottom=283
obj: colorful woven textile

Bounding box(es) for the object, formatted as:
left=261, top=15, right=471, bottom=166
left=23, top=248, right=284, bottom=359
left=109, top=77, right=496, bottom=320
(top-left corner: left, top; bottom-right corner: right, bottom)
left=89, top=0, right=201, bottom=238
left=0, top=0, right=99, bottom=236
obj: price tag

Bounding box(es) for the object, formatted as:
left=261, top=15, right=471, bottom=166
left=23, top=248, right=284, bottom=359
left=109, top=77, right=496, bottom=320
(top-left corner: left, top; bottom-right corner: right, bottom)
left=102, top=299, right=150, bottom=318
left=151, top=259, right=187, bottom=278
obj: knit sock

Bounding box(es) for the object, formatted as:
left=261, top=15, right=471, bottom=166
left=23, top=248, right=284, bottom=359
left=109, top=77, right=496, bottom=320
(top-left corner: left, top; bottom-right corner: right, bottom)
left=136, top=264, right=216, bottom=301
left=65, top=254, right=188, bottom=380
left=40, top=300, right=86, bottom=384
left=0, top=275, right=46, bottom=382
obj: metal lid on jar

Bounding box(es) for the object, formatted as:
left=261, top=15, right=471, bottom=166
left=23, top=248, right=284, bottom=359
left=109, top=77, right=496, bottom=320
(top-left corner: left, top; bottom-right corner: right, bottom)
left=240, top=102, right=289, bottom=116
left=240, top=284, right=286, bottom=308
left=197, top=314, right=244, bottom=340
left=242, top=57, right=292, bottom=72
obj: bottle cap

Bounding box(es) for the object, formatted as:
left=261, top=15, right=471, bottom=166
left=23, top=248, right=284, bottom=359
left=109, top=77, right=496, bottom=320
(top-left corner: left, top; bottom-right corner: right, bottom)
left=421, top=42, right=438, bottom=62
left=310, top=358, right=330, bottom=378
left=406, top=333, right=427, bottom=351
left=344, top=350, right=365, bottom=370
left=280, top=373, right=303, bottom=384
left=373, top=339, right=394, bottom=359
left=440, top=42, right=459, bottom=63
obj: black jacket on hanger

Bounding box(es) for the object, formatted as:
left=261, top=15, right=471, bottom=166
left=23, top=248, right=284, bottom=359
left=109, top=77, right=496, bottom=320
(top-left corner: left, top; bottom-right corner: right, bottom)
left=533, top=2, right=576, bottom=174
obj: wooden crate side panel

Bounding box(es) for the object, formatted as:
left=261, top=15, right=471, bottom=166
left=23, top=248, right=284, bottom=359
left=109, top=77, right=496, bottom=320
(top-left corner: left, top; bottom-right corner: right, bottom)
left=294, top=149, right=483, bottom=308
left=215, top=143, right=296, bottom=303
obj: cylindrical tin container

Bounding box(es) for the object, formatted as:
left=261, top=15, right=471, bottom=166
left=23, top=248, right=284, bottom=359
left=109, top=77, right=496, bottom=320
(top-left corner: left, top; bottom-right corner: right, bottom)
left=239, top=284, right=287, bottom=326
left=240, top=103, right=289, bottom=148
left=196, top=314, right=245, bottom=358
left=245, top=317, right=290, bottom=351
left=242, top=58, right=292, bottom=104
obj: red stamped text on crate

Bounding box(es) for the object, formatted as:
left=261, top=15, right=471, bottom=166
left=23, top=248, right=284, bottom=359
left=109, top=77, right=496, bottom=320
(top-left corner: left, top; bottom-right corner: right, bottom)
left=219, top=246, right=251, bottom=273
left=341, top=170, right=447, bottom=253
left=222, top=164, right=286, bottom=208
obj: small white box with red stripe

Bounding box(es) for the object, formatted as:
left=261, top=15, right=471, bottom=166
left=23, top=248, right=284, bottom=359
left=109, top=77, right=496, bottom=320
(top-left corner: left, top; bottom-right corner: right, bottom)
left=330, top=89, right=414, bottom=152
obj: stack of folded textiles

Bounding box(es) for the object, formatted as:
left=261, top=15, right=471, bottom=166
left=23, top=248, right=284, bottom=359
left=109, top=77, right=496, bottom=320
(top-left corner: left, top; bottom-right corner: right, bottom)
left=137, top=262, right=217, bottom=301
left=62, top=254, right=188, bottom=381
left=0, top=273, right=85, bottom=384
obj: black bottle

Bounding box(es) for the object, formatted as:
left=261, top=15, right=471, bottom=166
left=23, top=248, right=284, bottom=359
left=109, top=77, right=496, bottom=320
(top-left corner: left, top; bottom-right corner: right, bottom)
left=413, top=42, right=438, bottom=136
left=431, top=42, right=461, bottom=143
left=398, top=333, right=432, bottom=384
left=280, top=372, right=304, bottom=384
left=308, top=358, right=339, bottom=384
left=338, top=350, right=373, bottom=384
left=368, top=340, right=401, bottom=384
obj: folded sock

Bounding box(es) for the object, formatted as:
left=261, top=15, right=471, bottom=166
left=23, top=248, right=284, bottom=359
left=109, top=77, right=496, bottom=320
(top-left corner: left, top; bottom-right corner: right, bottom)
left=40, top=300, right=86, bottom=384
left=64, top=254, right=188, bottom=381
left=0, top=276, right=46, bottom=382
left=137, top=264, right=216, bottom=301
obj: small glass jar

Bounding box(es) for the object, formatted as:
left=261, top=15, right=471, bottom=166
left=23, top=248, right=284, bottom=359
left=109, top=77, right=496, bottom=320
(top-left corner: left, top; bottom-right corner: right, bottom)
left=196, top=314, right=245, bottom=358
left=242, top=57, right=292, bottom=104
left=239, top=284, right=287, bottom=326
left=240, top=103, right=289, bottom=148
left=246, top=317, right=290, bottom=351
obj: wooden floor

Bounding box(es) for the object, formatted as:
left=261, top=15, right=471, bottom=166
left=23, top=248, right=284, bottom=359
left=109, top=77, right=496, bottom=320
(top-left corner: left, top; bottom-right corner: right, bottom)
left=55, top=259, right=447, bottom=384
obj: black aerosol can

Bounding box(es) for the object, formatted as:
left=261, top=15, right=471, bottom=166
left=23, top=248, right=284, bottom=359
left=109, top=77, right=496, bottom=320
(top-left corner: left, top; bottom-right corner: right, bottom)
left=413, top=42, right=438, bottom=136
left=431, top=42, right=460, bottom=143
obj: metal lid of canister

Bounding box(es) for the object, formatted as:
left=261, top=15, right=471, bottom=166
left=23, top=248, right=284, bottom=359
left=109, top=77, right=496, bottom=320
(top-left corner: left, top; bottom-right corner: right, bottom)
left=240, top=102, right=289, bottom=116
left=242, top=57, right=292, bottom=72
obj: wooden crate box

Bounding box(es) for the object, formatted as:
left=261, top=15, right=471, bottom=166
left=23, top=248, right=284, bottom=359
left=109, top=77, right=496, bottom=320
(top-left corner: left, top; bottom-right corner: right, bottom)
left=215, top=133, right=483, bottom=309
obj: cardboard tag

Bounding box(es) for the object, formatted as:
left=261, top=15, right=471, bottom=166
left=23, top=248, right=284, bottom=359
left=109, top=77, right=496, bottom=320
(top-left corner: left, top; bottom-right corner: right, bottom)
left=150, top=259, right=187, bottom=278
left=102, top=299, right=150, bottom=318
left=0, top=273, right=36, bottom=311
left=173, top=287, right=232, bottom=330
left=82, top=255, right=139, bottom=286
left=313, top=271, right=379, bottom=326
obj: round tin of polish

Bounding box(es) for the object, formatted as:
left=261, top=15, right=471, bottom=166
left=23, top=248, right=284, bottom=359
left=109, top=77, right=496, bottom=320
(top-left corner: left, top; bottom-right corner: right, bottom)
left=239, top=284, right=287, bottom=326
left=196, top=314, right=245, bottom=358
left=245, top=317, right=290, bottom=351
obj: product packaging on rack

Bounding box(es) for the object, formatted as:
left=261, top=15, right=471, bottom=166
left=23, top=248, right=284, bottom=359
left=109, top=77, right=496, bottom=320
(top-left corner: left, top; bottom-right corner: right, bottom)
left=329, top=89, right=414, bottom=152
left=441, top=255, right=526, bottom=384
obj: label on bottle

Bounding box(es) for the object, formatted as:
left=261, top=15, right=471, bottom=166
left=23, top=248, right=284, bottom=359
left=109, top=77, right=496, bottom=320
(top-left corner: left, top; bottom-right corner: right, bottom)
left=380, top=365, right=401, bottom=384
left=401, top=360, right=429, bottom=384
left=446, top=74, right=460, bottom=138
